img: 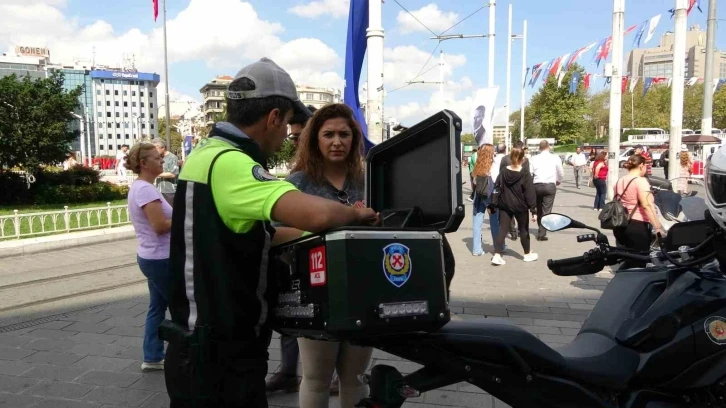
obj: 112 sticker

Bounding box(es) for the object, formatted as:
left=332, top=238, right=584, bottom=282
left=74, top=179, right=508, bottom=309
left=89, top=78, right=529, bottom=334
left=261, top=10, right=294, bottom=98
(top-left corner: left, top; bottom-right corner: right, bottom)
left=309, top=246, right=327, bottom=287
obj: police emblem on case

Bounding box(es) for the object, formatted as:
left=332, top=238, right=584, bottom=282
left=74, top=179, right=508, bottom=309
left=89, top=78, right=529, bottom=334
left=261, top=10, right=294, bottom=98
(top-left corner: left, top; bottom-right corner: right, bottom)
left=251, top=165, right=278, bottom=182
left=382, top=243, right=412, bottom=288
left=705, top=316, right=726, bottom=345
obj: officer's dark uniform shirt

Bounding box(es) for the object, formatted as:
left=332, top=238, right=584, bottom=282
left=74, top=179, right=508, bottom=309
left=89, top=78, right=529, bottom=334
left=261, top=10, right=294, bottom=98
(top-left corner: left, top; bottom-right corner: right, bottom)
left=167, top=122, right=298, bottom=348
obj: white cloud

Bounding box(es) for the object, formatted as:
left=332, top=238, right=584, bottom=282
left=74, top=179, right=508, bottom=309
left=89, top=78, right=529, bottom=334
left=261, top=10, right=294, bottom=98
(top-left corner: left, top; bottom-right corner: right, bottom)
left=289, top=0, right=350, bottom=19
left=0, top=0, right=345, bottom=100
left=384, top=45, right=466, bottom=89
left=396, top=4, right=459, bottom=34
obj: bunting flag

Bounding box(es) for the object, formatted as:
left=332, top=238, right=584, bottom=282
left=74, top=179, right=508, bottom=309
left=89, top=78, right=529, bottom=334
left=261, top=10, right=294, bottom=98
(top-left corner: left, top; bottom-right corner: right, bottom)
left=633, top=21, right=648, bottom=47
left=688, top=0, right=703, bottom=14
left=624, top=24, right=638, bottom=36
left=716, top=78, right=726, bottom=92
left=548, top=55, right=564, bottom=78
left=591, top=38, right=607, bottom=64
left=644, top=15, right=662, bottom=44
left=343, top=0, right=372, bottom=150
left=621, top=77, right=629, bottom=94
left=529, top=62, right=544, bottom=87
left=686, top=77, right=699, bottom=86
left=652, top=77, right=668, bottom=86
left=567, top=43, right=596, bottom=69
left=523, top=67, right=530, bottom=88
left=643, top=77, right=654, bottom=96
left=569, top=72, right=581, bottom=94
left=629, top=76, right=639, bottom=93
left=595, top=37, right=613, bottom=66
left=557, top=70, right=567, bottom=88
left=584, top=73, right=592, bottom=90
left=153, top=0, right=159, bottom=21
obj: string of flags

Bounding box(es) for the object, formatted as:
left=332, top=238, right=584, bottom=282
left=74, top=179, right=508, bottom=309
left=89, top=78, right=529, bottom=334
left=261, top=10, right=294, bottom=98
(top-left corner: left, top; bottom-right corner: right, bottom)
left=525, top=2, right=703, bottom=90
left=562, top=75, right=726, bottom=96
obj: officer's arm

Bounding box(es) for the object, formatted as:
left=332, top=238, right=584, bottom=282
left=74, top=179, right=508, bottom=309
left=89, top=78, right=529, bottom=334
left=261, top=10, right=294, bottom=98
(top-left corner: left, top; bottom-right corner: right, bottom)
left=271, top=191, right=360, bottom=233
left=272, top=226, right=305, bottom=245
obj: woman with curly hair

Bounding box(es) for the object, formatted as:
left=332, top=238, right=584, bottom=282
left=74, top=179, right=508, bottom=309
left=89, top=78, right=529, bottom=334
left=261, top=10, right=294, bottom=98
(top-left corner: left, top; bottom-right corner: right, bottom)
left=471, top=144, right=497, bottom=256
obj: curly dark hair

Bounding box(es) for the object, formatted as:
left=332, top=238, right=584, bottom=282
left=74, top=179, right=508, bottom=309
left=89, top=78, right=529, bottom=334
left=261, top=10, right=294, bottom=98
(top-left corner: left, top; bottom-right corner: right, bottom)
left=291, top=103, right=364, bottom=187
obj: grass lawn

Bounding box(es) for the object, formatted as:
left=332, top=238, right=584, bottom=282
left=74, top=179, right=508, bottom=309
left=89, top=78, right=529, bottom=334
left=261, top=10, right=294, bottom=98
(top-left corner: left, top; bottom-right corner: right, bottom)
left=0, top=199, right=130, bottom=240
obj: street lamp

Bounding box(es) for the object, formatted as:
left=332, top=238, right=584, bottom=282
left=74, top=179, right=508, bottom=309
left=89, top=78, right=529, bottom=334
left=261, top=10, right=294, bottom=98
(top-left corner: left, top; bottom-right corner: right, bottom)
left=69, top=112, right=86, bottom=166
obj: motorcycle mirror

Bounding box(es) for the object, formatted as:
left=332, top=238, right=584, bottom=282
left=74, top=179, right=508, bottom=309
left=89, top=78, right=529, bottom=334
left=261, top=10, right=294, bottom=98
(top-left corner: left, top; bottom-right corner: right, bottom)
left=541, top=214, right=575, bottom=231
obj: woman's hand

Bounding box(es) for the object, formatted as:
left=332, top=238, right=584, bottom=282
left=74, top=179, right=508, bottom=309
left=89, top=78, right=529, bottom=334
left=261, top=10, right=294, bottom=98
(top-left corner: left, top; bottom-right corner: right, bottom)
left=654, top=226, right=665, bottom=237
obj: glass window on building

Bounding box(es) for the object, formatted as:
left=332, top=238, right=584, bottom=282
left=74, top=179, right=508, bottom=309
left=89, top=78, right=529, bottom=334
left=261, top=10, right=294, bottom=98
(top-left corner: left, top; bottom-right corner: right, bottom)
left=132, top=91, right=136, bottom=96
left=150, top=113, right=154, bottom=119
left=115, top=112, right=119, bottom=118
left=117, top=145, right=121, bottom=150
left=107, top=112, right=111, bottom=118
left=123, top=90, right=127, bottom=96
left=125, top=134, right=130, bottom=139
left=117, top=134, right=121, bottom=139
left=114, top=90, right=118, bottom=96
left=124, top=102, right=128, bottom=107
left=106, top=101, right=110, bottom=106
left=141, top=91, right=144, bottom=97
left=150, top=103, right=154, bottom=108
left=115, top=101, right=119, bottom=107
left=151, top=124, right=155, bottom=130
left=116, top=123, right=121, bottom=128
left=108, top=145, right=112, bottom=150
left=96, top=90, right=101, bottom=95
left=141, top=102, right=145, bottom=108
left=124, top=113, right=128, bottom=118
left=150, top=92, right=153, bottom=97
left=105, top=90, right=109, bottom=95
left=133, top=102, right=137, bottom=107
left=99, top=134, right=104, bottom=139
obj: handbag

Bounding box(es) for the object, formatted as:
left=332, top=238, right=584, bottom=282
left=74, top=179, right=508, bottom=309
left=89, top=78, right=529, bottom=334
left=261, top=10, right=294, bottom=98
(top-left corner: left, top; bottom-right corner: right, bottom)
left=488, top=176, right=502, bottom=210
left=474, top=175, right=490, bottom=198
left=598, top=177, right=639, bottom=230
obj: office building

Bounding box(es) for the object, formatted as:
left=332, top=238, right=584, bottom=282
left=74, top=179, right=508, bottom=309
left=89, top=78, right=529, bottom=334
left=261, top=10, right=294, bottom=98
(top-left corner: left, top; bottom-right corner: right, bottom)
left=199, top=76, right=342, bottom=124
left=626, top=24, right=726, bottom=79
left=0, top=46, right=50, bottom=81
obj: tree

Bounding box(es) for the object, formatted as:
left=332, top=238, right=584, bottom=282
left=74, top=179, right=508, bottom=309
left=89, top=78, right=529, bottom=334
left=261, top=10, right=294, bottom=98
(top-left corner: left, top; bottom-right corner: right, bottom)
left=0, top=71, right=82, bottom=171
left=713, top=86, right=726, bottom=129
left=157, top=117, right=184, bottom=156
left=527, top=64, right=589, bottom=145
left=268, top=139, right=296, bottom=171
left=461, top=133, right=475, bottom=145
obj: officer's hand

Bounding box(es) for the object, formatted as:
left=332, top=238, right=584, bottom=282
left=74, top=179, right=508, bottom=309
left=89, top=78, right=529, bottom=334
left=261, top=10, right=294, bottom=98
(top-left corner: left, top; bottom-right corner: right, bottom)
left=355, top=207, right=380, bottom=226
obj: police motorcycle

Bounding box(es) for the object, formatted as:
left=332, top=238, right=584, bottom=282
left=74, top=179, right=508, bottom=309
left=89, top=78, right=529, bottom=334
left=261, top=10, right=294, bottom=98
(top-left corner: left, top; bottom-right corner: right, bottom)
left=650, top=178, right=703, bottom=250
left=270, top=111, right=726, bottom=408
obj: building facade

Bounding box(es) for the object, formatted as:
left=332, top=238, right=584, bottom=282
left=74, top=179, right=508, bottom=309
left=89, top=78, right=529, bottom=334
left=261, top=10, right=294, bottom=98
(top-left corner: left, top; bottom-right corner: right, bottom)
left=90, top=70, right=160, bottom=157
left=199, top=76, right=342, bottom=124
left=0, top=46, right=50, bottom=81
left=626, top=25, right=726, bottom=80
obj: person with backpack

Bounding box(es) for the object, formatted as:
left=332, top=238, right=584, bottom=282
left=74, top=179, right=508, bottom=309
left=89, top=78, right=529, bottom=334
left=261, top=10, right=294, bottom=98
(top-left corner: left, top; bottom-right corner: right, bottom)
left=471, top=144, right=496, bottom=256
left=612, top=154, right=664, bottom=269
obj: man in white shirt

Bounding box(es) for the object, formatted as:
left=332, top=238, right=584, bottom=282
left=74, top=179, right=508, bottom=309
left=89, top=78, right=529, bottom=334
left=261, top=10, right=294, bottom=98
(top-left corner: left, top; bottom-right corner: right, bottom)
left=571, top=146, right=589, bottom=189
left=530, top=140, right=564, bottom=241
left=115, top=144, right=129, bottom=183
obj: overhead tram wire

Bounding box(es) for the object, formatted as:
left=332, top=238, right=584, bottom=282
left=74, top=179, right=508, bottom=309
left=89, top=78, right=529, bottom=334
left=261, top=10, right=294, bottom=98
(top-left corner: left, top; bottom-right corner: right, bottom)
left=439, top=6, right=487, bottom=36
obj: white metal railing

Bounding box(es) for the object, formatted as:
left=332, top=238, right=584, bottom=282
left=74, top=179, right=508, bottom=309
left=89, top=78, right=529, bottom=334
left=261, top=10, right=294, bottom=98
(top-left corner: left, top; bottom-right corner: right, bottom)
left=0, top=203, right=130, bottom=240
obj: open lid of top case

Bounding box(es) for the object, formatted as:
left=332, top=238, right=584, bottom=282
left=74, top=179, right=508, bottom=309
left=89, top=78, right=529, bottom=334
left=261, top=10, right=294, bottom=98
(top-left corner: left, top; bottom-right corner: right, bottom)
left=365, top=110, right=464, bottom=233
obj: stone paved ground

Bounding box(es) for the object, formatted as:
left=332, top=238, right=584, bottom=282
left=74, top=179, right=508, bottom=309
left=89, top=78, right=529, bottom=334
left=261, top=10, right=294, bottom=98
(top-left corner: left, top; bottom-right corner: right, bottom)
left=0, top=167, right=691, bottom=407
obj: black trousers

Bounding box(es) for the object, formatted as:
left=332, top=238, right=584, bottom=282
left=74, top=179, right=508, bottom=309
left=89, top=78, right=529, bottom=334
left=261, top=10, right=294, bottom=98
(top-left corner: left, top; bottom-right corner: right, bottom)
left=279, top=335, right=299, bottom=376
left=534, top=183, right=557, bottom=238
left=165, top=340, right=269, bottom=407
left=495, top=210, right=531, bottom=254
left=614, top=220, right=651, bottom=270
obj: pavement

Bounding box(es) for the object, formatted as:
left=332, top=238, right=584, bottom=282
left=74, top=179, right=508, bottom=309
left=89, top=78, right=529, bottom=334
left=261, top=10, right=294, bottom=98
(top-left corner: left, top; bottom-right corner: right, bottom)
left=0, top=167, right=692, bottom=408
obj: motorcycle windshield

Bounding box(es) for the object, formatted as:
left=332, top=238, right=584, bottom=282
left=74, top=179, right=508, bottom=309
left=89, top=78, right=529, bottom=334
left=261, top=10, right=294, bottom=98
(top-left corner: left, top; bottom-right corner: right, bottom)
left=654, top=191, right=682, bottom=219
left=680, top=197, right=707, bottom=221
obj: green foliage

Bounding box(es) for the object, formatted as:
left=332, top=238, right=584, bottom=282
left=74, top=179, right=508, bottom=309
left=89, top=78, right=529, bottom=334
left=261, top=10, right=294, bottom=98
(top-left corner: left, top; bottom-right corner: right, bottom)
left=267, top=139, right=296, bottom=170
left=461, top=133, right=476, bottom=145
left=157, top=118, right=184, bottom=156
left=35, top=165, right=102, bottom=186
left=0, top=71, right=83, bottom=171
left=33, top=182, right=128, bottom=205
left=527, top=64, right=589, bottom=145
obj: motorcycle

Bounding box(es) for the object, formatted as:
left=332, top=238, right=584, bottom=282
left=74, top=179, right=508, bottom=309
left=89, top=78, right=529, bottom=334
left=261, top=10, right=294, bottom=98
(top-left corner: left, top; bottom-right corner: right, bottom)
left=650, top=180, right=703, bottom=250
left=355, top=212, right=726, bottom=408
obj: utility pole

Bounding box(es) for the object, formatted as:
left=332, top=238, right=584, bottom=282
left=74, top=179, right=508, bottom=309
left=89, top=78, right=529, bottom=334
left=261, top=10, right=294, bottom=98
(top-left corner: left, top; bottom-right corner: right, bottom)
left=669, top=0, right=688, bottom=190
left=520, top=20, right=527, bottom=144
left=162, top=0, right=171, bottom=148
left=84, top=106, right=92, bottom=166
left=367, top=0, right=385, bottom=144
left=505, top=4, right=513, bottom=151
left=488, top=0, right=496, bottom=87
left=701, top=0, right=717, bottom=136
left=439, top=50, right=445, bottom=108
left=607, top=0, right=625, bottom=200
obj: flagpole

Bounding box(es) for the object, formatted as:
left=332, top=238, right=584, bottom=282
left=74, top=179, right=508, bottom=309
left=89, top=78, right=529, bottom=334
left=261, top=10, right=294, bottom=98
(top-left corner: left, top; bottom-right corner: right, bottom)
left=504, top=4, right=512, bottom=151
left=488, top=0, right=496, bottom=88
left=668, top=0, right=688, bottom=190
left=162, top=0, right=171, bottom=148
left=701, top=0, right=717, bottom=136
left=520, top=20, right=527, bottom=144
left=607, top=0, right=625, bottom=201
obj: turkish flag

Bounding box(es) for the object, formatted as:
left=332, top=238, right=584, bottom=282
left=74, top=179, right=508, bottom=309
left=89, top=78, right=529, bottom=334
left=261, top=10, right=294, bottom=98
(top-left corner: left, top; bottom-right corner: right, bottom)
left=153, top=0, right=159, bottom=21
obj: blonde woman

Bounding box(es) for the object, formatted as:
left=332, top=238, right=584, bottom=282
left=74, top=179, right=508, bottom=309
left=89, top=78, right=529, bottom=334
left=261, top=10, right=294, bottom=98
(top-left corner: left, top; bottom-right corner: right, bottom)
left=125, top=143, right=172, bottom=371
left=677, top=150, right=693, bottom=194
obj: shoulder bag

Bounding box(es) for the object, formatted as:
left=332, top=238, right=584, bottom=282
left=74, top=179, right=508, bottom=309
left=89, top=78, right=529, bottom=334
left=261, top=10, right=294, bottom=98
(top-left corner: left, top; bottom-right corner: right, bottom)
left=598, top=177, right=639, bottom=230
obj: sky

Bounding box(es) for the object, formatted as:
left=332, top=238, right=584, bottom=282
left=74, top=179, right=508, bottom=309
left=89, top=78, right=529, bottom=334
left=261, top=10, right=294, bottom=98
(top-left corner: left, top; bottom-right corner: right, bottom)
left=0, top=0, right=723, bottom=129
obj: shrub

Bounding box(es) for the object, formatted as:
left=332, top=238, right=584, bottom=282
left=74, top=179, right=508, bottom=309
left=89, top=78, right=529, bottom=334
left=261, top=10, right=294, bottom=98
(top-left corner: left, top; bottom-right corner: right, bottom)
left=34, top=182, right=129, bottom=205
left=0, top=172, right=33, bottom=205
left=34, top=165, right=102, bottom=187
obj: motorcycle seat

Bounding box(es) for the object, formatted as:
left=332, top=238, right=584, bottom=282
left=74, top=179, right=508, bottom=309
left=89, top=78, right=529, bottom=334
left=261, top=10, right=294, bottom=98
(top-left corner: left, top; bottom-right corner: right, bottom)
left=436, top=319, right=639, bottom=389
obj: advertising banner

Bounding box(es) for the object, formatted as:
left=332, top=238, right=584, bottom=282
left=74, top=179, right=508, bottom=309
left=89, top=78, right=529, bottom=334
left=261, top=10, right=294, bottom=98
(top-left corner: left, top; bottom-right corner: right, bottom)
left=471, top=87, right=499, bottom=147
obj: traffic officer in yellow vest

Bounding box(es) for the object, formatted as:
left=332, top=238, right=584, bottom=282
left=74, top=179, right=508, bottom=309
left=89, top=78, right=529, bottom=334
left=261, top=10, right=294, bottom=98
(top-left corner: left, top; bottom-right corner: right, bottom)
left=161, top=57, right=379, bottom=407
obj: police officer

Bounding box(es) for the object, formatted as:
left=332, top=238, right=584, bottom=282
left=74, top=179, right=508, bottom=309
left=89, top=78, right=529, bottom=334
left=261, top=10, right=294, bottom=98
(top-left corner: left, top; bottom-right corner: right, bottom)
left=162, top=57, right=379, bottom=407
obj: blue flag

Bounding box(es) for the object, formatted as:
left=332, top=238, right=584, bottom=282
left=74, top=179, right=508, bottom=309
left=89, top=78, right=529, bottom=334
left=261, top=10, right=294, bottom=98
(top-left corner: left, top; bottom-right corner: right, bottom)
left=643, top=77, right=654, bottom=97
left=633, top=21, right=647, bottom=48
left=343, top=0, right=374, bottom=152
left=569, top=72, right=580, bottom=94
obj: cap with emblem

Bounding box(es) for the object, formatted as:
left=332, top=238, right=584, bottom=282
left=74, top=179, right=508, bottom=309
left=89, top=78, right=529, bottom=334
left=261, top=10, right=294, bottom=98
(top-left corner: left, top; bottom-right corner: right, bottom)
left=228, top=58, right=312, bottom=118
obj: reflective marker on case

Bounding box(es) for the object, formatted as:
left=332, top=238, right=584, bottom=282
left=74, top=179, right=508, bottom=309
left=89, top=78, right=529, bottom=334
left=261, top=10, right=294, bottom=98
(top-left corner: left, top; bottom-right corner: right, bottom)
left=378, top=301, right=428, bottom=318
left=274, top=304, right=315, bottom=319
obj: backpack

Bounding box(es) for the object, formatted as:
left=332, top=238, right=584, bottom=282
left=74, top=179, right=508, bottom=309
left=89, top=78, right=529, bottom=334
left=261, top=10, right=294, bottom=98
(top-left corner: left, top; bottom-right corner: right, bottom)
left=474, top=175, right=490, bottom=198
left=598, top=177, right=639, bottom=230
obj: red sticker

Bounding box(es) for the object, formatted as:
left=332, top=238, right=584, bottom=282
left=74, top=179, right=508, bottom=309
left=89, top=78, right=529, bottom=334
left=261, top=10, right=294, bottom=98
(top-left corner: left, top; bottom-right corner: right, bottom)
left=309, top=246, right=327, bottom=287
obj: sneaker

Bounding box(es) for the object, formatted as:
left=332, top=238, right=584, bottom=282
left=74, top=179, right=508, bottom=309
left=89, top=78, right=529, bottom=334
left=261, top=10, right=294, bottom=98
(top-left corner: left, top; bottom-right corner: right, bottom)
left=491, top=254, right=506, bottom=265
left=523, top=253, right=539, bottom=262
left=141, top=361, right=164, bottom=372
left=472, top=252, right=483, bottom=257
left=265, top=372, right=301, bottom=393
